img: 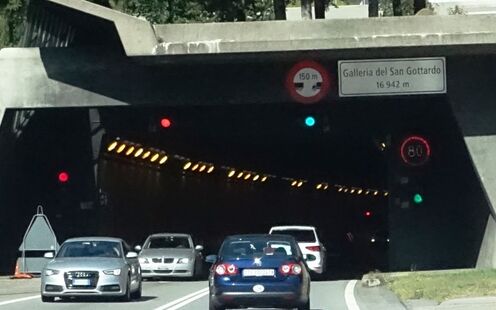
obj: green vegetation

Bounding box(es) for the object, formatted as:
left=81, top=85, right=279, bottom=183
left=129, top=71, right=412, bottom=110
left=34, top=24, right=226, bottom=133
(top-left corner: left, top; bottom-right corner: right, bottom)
left=0, top=0, right=427, bottom=49
left=0, top=0, right=27, bottom=49
left=448, top=5, right=466, bottom=15
left=380, top=0, right=414, bottom=16
left=386, top=269, right=496, bottom=303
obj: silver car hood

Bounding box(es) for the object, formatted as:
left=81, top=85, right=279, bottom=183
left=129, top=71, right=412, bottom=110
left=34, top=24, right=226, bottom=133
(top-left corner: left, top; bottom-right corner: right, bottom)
left=139, top=248, right=194, bottom=258
left=46, top=257, right=125, bottom=270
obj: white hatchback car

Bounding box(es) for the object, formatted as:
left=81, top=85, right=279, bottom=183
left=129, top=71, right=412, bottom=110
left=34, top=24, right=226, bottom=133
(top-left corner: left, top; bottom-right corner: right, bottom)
left=269, top=226, right=326, bottom=274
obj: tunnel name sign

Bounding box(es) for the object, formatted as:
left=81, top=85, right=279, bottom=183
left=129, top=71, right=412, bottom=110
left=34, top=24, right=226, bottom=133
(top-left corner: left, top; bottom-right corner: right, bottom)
left=338, top=58, right=446, bottom=97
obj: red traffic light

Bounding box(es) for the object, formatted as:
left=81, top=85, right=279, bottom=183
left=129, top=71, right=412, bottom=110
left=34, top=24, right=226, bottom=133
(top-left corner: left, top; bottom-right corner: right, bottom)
left=58, top=171, right=69, bottom=183
left=160, top=118, right=172, bottom=128
left=364, top=211, right=372, bottom=217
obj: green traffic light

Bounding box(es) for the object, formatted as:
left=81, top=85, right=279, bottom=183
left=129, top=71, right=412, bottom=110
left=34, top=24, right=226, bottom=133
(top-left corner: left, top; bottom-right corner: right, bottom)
left=413, top=193, right=423, bottom=204
left=304, top=116, right=316, bottom=127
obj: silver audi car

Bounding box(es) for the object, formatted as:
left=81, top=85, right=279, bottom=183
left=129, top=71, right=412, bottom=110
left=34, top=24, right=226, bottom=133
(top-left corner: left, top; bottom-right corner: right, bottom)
left=136, top=233, right=204, bottom=279
left=41, top=237, right=142, bottom=302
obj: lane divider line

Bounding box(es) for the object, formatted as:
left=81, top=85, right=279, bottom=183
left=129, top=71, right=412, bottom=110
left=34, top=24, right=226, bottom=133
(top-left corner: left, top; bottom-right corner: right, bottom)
left=162, top=290, right=209, bottom=310
left=0, top=295, right=40, bottom=307
left=344, top=280, right=361, bottom=310
left=153, top=287, right=208, bottom=310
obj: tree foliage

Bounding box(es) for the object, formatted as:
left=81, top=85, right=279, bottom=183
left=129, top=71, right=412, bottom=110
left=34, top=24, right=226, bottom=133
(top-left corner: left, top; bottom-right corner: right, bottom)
left=0, top=0, right=429, bottom=49
left=123, top=0, right=275, bottom=23
left=448, top=5, right=465, bottom=15
left=0, top=0, right=27, bottom=48
left=380, top=0, right=414, bottom=16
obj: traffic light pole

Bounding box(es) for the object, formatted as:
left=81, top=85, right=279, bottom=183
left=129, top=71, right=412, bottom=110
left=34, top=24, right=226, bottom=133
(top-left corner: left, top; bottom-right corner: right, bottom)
left=89, top=109, right=105, bottom=186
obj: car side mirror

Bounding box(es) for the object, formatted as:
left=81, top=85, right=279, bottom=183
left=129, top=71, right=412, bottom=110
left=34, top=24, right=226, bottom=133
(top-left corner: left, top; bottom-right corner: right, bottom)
left=304, top=254, right=317, bottom=262
left=205, top=255, right=217, bottom=263
left=44, top=252, right=54, bottom=259
left=134, top=245, right=142, bottom=252
left=195, top=245, right=204, bottom=251
left=126, top=252, right=138, bottom=259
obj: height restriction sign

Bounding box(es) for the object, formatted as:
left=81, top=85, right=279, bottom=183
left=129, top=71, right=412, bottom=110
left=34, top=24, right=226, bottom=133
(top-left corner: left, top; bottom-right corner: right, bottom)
left=286, top=60, right=331, bottom=104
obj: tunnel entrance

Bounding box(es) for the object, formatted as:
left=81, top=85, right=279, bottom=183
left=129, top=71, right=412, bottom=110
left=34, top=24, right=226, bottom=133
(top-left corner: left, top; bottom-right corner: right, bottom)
left=1, top=96, right=488, bottom=278
left=98, top=102, right=390, bottom=279
left=93, top=96, right=458, bottom=279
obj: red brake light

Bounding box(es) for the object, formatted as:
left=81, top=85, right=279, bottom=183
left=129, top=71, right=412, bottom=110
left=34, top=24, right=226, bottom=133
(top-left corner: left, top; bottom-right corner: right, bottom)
left=215, top=264, right=238, bottom=276
left=306, top=245, right=320, bottom=252
left=280, top=263, right=302, bottom=276
left=215, top=264, right=226, bottom=275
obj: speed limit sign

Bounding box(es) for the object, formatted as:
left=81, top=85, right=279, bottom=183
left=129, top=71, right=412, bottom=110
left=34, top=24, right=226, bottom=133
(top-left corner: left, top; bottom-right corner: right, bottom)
left=400, top=135, right=431, bottom=166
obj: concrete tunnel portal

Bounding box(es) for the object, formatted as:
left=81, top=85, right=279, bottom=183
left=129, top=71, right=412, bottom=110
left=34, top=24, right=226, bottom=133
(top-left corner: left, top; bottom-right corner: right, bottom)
left=1, top=0, right=496, bottom=278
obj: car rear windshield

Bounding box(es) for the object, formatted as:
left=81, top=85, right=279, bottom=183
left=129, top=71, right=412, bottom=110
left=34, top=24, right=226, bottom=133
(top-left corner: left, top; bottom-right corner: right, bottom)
left=271, top=229, right=316, bottom=242
left=146, top=236, right=191, bottom=249
left=57, top=241, right=122, bottom=258
left=220, top=236, right=299, bottom=259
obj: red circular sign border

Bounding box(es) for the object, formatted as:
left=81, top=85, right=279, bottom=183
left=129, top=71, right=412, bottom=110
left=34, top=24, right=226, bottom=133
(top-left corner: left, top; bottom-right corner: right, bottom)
left=400, top=135, right=431, bottom=167
left=285, top=60, right=331, bottom=104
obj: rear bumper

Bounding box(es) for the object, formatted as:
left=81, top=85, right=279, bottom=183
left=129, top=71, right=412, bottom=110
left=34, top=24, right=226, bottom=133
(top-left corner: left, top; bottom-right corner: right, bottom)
left=306, top=255, right=325, bottom=274
left=141, top=262, right=194, bottom=278
left=308, top=265, right=324, bottom=274
left=211, top=291, right=308, bottom=308
left=141, top=270, right=193, bottom=278
left=211, top=278, right=308, bottom=308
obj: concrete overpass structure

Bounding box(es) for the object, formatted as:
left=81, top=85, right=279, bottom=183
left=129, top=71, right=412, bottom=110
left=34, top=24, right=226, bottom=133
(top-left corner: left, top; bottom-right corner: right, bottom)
left=1, top=0, right=496, bottom=274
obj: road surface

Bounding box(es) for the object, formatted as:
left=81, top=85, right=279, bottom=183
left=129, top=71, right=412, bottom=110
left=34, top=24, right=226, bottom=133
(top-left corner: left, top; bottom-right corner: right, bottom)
left=0, top=278, right=365, bottom=310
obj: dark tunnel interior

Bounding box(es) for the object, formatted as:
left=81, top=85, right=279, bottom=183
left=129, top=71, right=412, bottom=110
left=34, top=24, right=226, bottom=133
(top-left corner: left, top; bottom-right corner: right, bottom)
left=0, top=97, right=489, bottom=278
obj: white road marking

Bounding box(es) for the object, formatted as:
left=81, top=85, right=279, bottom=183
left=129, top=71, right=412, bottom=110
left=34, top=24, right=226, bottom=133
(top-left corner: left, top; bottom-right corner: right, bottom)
left=0, top=295, right=40, bottom=307
left=344, top=280, right=360, bottom=310
left=162, top=290, right=209, bottom=310
left=153, top=287, right=209, bottom=310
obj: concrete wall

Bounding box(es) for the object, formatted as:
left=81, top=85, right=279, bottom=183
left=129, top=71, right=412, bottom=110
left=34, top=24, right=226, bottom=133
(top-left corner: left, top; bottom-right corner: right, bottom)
left=447, top=55, right=496, bottom=268
left=0, top=46, right=494, bottom=271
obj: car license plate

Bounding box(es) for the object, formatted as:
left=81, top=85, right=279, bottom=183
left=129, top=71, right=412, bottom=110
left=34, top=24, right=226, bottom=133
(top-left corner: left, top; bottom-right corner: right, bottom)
left=242, top=269, right=275, bottom=277
left=73, top=279, right=91, bottom=286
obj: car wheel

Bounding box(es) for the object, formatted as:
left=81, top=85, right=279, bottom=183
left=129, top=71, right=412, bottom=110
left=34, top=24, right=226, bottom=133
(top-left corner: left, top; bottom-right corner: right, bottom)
left=41, top=295, right=55, bottom=303
left=130, top=280, right=142, bottom=300
left=298, top=299, right=310, bottom=310
left=120, top=279, right=132, bottom=302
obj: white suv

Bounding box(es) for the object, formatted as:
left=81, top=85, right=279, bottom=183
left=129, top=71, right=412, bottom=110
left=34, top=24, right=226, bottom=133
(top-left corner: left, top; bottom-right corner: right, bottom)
left=269, top=225, right=326, bottom=274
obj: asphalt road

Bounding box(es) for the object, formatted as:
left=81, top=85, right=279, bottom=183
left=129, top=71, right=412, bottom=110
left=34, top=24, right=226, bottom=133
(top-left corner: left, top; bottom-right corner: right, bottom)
left=0, top=278, right=361, bottom=310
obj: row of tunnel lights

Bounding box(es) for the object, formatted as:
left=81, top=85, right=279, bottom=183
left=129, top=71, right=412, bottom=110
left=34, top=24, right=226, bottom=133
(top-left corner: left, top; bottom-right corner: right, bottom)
left=336, top=186, right=389, bottom=197
left=290, top=181, right=387, bottom=196
left=106, top=139, right=388, bottom=196
left=182, top=161, right=215, bottom=174
left=107, top=140, right=169, bottom=165
left=227, top=169, right=269, bottom=183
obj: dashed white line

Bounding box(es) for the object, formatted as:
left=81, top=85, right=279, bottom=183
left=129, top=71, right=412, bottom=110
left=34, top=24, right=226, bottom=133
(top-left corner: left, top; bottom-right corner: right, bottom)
left=153, top=287, right=209, bottom=310
left=344, top=280, right=361, bottom=310
left=0, top=295, right=40, bottom=307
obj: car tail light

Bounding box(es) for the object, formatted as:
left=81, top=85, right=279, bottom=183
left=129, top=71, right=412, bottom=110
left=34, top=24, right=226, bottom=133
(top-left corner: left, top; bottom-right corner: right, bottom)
left=280, top=263, right=302, bottom=276
left=215, top=264, right=238, bottom=276
left=306, top=245, right=320, bottom=252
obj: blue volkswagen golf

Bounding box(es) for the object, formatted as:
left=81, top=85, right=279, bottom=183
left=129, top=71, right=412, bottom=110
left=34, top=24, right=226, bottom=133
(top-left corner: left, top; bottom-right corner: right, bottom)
left=206, top=234, right=311, bottom=310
